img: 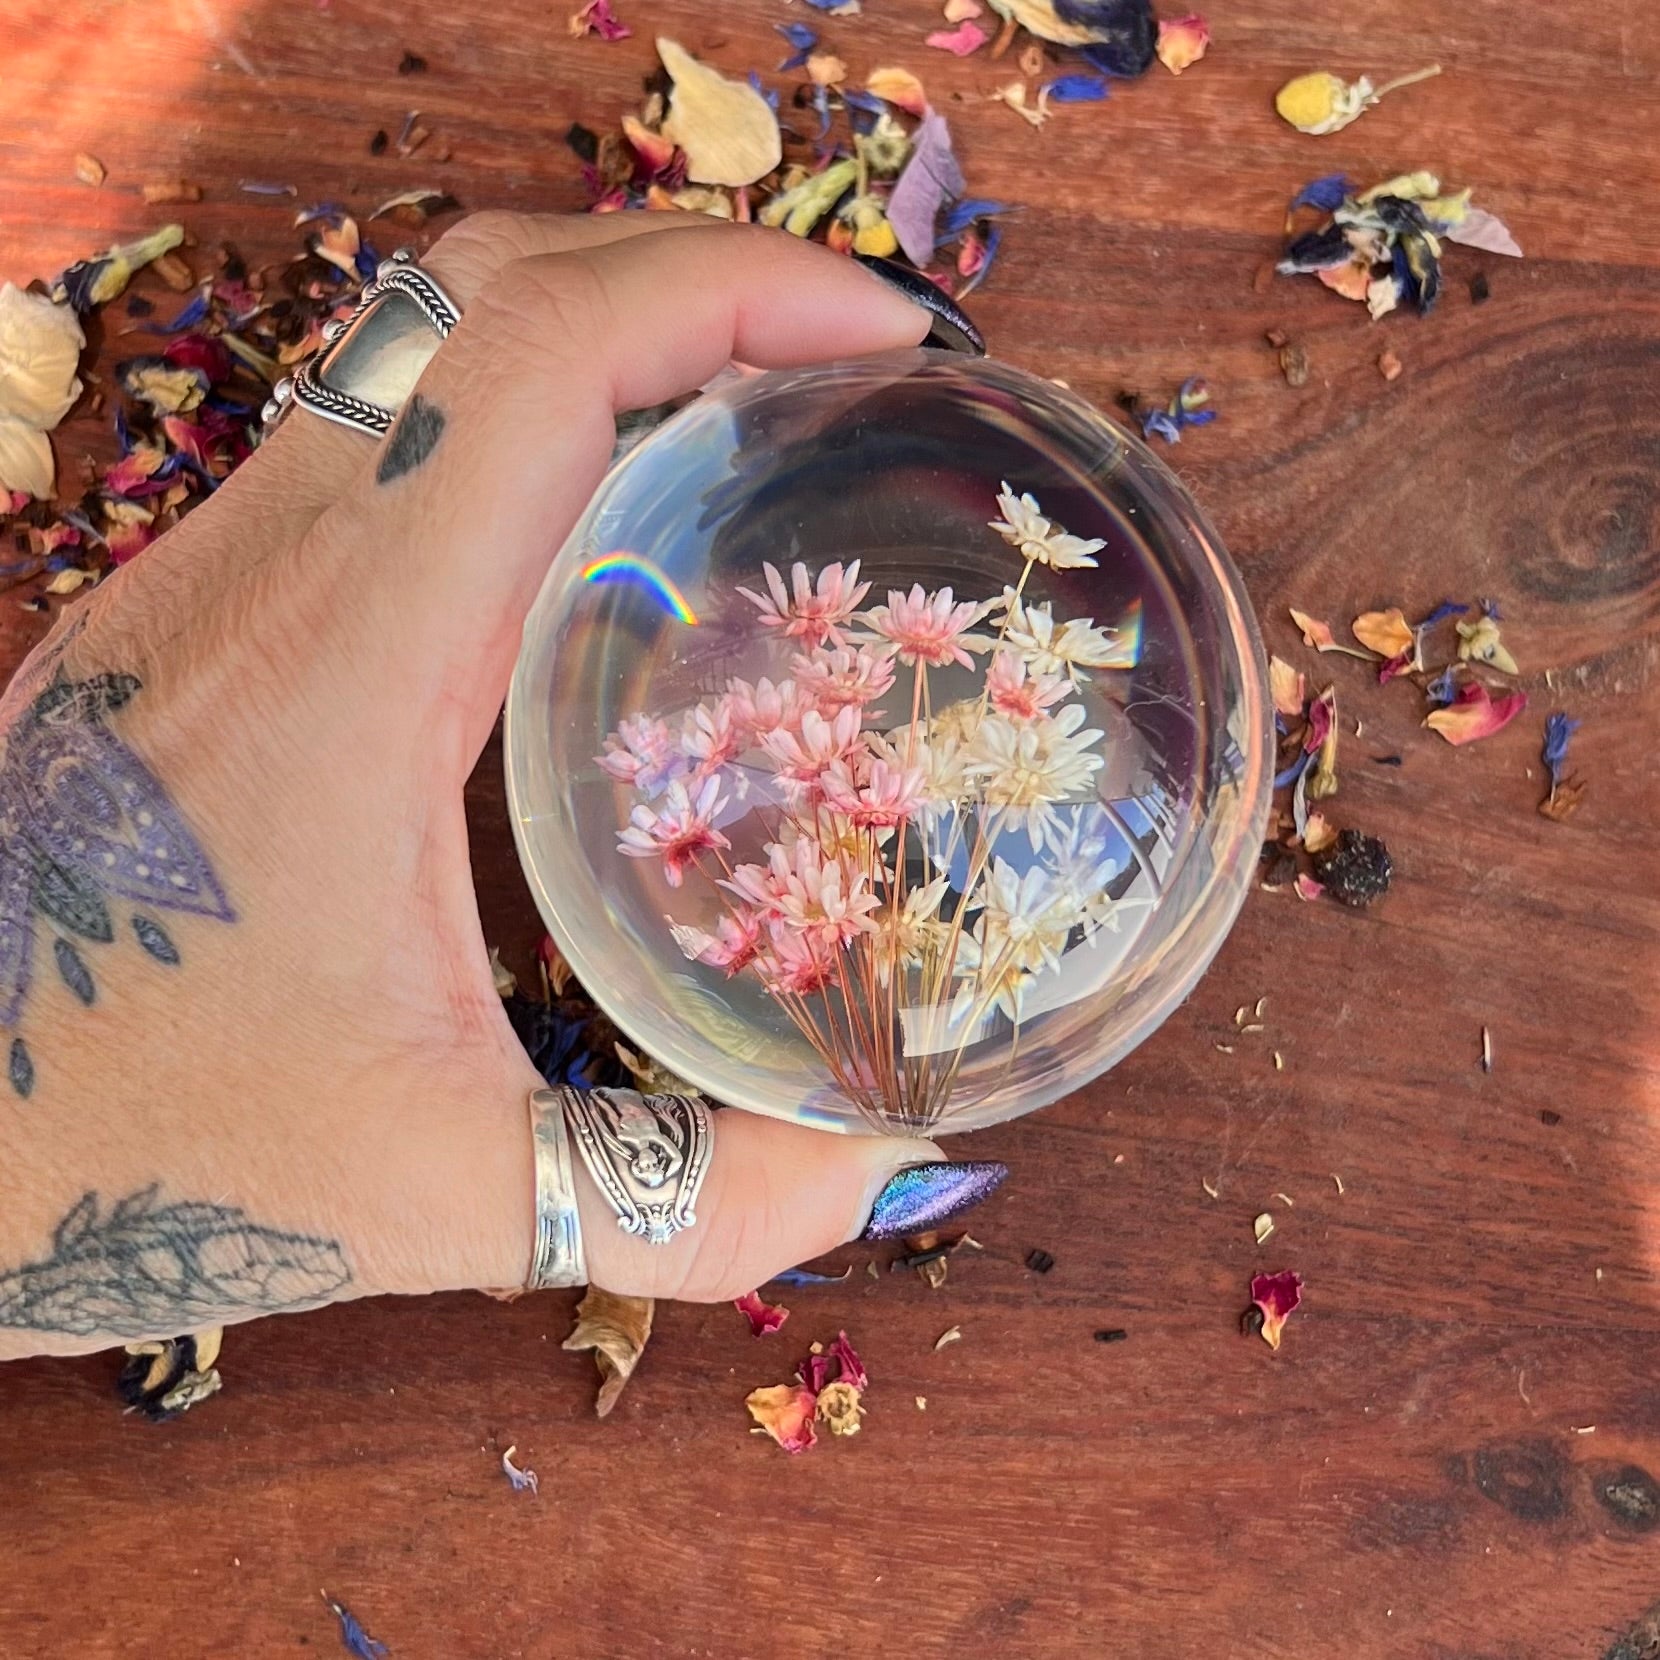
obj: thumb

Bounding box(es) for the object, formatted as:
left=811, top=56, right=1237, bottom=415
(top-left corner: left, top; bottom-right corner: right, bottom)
left=576, top=1103, right=1008, bottom=1304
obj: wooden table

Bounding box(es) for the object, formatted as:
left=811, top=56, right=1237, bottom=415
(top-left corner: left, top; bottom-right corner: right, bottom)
left=4, top=1, right=1659, bottom=1655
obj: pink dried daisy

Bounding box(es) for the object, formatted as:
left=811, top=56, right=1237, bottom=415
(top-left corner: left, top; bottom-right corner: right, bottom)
left=680, top=696, right=744, bottom=780
left=760, top=704, right=865, bottom=790
left=737, top=559, right=871, bottom=650
left=597, top=712, right=684, bottom=795
left=616, top=775, right=730, bottom=888
left=986, top=650, right=1073, bottom=721
left=860, top=584, right=991, bottom=669
left=821, top=757, right=931, bottom=828
left=790, top=644, right=897, bottom=711
left=756, top=922, right=837, bottom=998
left=670, top=908, right=764, bottom=974
left=725, top=675, right=806, bottom=744
left=723, top=836, right=880, bottom=950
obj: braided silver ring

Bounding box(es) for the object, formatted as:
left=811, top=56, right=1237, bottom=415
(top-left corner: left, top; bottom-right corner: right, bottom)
left=261, top=247, right=461, bottom=437
left=558, top=1086, right=713, bottom=1247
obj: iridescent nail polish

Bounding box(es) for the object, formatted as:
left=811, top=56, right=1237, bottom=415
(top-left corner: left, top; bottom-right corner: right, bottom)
left=860, top=1161, right=1009, bottom=1241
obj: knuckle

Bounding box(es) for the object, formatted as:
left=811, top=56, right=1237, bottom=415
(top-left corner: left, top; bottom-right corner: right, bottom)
left=463, top=253, right=616, bottom=368
left=423, top=211, right=574, bottom=307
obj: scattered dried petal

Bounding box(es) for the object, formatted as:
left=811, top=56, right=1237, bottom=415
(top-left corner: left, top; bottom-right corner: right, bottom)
left=1293, top=873, right=1325, bottom=903
left=934, top=1324, right=964, bottom=1350
left=1301, top=811, right=1337, bottom=855
left=563, top=1287, right=654, bottom=1417
left=1351, top=607, right=1413, bottom=659
left=1156, top=13, right=1209, bottom=74
left=866, top=65, right=929, bottom=115
left=1248, top=1270, right=1304, bottom=1351
left=324, top=1596, right=389, bottom=1660
left=1424, top=681, right=1527, bottom=746
left=501, top=1445, right=539, bottom=1494
left=1278, top=341, right=1310, bottom=386
left=1268, top=655, right=1306, bottom=718
left=1290, top=608, right=1337, bottom=652
left=927, top=19, right=989, bottom=54
left=747, top=1382, right=819, bottom=1452
left=1378, top=348, right=1403, bottom=381
left=658, top=38, right=782, bottom=188
left=887, top=110, right=964, bottom=266
left=142, top=179, right=203, bottom=204
left=734, top=1289, right=790, bottom=1336
left=75, top=153, right=107, bottom=187
left=1253, top=1212, right=1275, bottom=1246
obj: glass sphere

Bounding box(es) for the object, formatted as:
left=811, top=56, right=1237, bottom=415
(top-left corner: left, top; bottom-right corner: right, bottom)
left=506, top=353, right=1271, bottom=1136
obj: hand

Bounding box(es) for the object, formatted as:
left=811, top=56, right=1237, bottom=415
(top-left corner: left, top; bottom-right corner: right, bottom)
left=0, top=212, right=1009, bottom=1360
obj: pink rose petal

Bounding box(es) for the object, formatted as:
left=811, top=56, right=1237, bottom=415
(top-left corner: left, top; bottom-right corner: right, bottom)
left=734, top=1290, right=790, bottom=1336
left=925, top=19, right=988, bottom=55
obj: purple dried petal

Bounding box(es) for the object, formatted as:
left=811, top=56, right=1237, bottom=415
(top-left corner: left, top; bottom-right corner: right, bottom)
left=1287, top=173, right=1351, bottom=215
left=886, top=110, right=964, bottom=267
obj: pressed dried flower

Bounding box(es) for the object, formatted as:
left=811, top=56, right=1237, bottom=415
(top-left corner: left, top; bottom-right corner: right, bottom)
left=990, top=481, right=1106, bottom=569
left=1156, top=13, right=1209, bottom=74
left=862, top=583, right=991, bottom=667
left=738, top=558, right=869, bottom=649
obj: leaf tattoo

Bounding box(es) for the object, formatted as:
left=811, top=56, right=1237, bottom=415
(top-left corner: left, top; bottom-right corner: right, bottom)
left=0, top=668, right=234, bottom=1095
left=0, top=1185, right=350, bottom=1337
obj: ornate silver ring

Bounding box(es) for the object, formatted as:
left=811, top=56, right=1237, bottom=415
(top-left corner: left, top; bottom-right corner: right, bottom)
left=261, top=247, right=461, bottom=437
left=558, top=1086, right=713, bottom=1247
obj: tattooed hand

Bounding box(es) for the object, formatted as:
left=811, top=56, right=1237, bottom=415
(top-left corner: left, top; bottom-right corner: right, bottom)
left=0, top=214, right=962, bottom=1361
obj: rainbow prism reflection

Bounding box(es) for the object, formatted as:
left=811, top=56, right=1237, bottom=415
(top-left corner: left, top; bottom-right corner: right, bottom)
left=581, top=553, right=699, bottom=625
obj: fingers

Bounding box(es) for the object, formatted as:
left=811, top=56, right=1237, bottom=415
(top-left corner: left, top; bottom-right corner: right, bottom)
left=81, top=213, right=718, bottom=641
left=575, top=1106, right=1009, bottom=1303
left=314, top=221, right=933, bottom=722
left=234, top=211, right=717, bottom=516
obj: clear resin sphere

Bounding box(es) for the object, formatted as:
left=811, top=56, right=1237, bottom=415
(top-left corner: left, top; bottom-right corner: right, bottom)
left=507, top=353, right=1271, bottom=1136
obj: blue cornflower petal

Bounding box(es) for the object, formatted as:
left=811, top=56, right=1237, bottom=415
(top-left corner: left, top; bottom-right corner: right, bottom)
left=1542, top=712, right=1580, bottom=784
left=1042, top=74, right=1110, bottom=103
left=941, top=197, right=1009, bottom=236
left=1288, top=173, right=1352, bottom=215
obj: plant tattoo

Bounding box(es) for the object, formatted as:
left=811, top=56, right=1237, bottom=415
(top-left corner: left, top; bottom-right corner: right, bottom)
left=0, top=1185, right=350, bottom=1336
left=0, top=667, right=234, bottom=1097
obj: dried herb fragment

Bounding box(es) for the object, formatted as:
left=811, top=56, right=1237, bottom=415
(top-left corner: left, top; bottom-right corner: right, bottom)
left=1094, top=1328, right=1128, bottom=1343
left=1026, top=1248, right=1055, bottom=1273
left=117, top=1328, right=223, bottom=1420
left=1311, top=829, right=1392, bottom=908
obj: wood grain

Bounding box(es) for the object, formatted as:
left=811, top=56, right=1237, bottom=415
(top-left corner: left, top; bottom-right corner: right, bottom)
left=3, top=0, right=1660, bottom=1656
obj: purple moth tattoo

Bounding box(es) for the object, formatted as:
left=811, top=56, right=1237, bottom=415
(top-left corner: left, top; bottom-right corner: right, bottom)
left=0, top=667, right=233, bottom=1098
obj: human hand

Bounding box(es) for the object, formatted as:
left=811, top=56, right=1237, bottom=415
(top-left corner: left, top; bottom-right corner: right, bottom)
left=0, top=212, right=1008, bottom=1359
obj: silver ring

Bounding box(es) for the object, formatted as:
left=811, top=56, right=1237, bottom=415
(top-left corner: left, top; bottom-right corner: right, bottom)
left=527, top=1087, right=588, bottom=1290
left=261, top=247, right=461, bottom=436
left=559, top=1086, right=713, bottom=1247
